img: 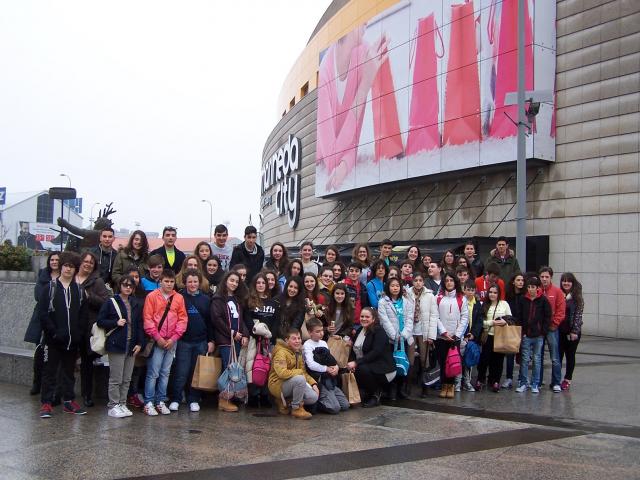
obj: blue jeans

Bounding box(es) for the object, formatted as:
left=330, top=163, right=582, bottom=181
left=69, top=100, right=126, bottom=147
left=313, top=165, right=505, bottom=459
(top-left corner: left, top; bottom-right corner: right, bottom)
left=170, top=340, right=207, bottom=404
left=539, top=329, right=561, bottom=387
left=518, top=336, right=543, bottom=387
left=144, top=342, right=177, bottom=404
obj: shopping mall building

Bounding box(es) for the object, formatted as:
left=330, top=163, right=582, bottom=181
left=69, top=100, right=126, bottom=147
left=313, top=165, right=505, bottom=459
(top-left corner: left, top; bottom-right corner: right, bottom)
left=260, top=0, right=640, bottom=338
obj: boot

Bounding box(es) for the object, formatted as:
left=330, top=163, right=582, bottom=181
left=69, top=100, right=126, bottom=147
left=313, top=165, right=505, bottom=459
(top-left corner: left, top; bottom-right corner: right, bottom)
left=290, top=405, right=312, bottom=419
left=396, top=380, right=409, bottom=400
left=420, top=385, right=429, bottom=398
left=274, top=396, right=289, bottom=415
left=439, top=384, right=448, bottom=398
left=218, top=398, right=238, bottom=412
left=446, top=384, right=455, bottom=399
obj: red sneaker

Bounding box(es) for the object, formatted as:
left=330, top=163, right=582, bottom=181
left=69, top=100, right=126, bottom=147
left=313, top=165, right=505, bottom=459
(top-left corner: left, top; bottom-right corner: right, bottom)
left=63, top=400, right=87, bottom=415
left=561, top=379, right=570, bottom=391
left=127, top=395, right=144, bottom=409
left=40, top=403, right=53, bottom=418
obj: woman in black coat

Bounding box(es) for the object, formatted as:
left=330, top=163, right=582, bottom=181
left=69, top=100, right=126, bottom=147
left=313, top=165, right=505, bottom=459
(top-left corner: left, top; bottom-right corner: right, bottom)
left=347, top=307, right=396, bottom=408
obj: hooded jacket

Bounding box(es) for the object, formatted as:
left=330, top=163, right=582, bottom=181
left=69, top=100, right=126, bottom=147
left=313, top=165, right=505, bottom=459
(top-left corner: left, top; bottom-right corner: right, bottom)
left=143, top=289, right=188, bottom=343
left=38, top=279, right=88, bottom=350
left=378, top=295, right=415, bottom=345
left=517, top=290, right=552, bottom=337
left=542, top=283, right=566, bottom=330
left=24, top=268, right=54, bottom=344
left=96, top=294, right=145, bottom=354
left=436, top=290, right=469, bottom=339
left=89, top=245, right=117, bottom=285
left=267, top=338, right=317, bottom=399
left=230, top=242, right=265, bottom=283
left=485, top=250, right=521, bottom=283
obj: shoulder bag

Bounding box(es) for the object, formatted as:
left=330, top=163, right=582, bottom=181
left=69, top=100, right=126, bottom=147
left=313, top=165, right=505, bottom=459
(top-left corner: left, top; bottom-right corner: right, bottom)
left=90, top=298, right=120, bottom=356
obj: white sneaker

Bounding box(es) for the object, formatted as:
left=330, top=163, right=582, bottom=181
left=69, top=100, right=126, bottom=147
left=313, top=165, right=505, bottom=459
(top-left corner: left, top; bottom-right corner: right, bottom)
left=108, top=404, right=127, bottom=418
left=454, top=384, right=461, bottom=392
left=189, top=402, right=200, bottom=412
left=515, top=384, right=528, bottom=393
left=156, top=401, right=171, bottom=415
left=144, top=402, right=158, bottom=416
left=531, top=385, right=540, bottom=394
left=169, top=401, right=180, bottom=411
left=120, top=404, right=133, bottom=417
left=553, top=385, right=562, bottom=393
left=501, top=378, right=513, bottom=389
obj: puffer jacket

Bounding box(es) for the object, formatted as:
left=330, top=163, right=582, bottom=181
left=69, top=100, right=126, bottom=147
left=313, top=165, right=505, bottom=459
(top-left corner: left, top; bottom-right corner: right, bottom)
left=436, top=290, right=469, bottom=339
left=267, top=339, right=317, bottom=399
left=378, top=295, right=415, bottom=345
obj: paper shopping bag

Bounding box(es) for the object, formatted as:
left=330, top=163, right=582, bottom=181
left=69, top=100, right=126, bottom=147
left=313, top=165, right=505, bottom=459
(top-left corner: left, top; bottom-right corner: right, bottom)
left=191, top=354, right=222, bottom=392
left=341, top=372, right=361, bottom=405
left=493, top=325, right=522, bottom=354
left=327, top=336, right=351, bottom=368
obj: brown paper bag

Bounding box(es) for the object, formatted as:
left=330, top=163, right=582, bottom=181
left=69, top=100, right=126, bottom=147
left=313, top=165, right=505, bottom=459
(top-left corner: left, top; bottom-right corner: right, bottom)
left=341, top=372, right=361, bottom=405
left=191, top=354, right=222, bottom=392
left=493, top=325, right=522, bottom=354
left=327, top=336, right=350, bottom=368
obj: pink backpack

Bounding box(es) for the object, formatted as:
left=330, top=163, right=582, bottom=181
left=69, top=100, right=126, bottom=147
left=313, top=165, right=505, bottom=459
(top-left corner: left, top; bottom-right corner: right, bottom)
left=252, top=337, right=271, bottom=387
left=444, top=346, right=462, bottom=378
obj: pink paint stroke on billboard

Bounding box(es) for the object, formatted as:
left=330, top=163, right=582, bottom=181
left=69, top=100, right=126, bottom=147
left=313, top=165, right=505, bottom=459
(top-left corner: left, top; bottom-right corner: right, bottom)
left=315, top=0, right=556, bottom=197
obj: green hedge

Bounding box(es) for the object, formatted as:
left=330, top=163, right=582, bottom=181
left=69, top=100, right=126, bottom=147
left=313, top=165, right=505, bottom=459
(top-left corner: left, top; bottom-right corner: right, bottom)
left=0, top=240, right=32, bottom=271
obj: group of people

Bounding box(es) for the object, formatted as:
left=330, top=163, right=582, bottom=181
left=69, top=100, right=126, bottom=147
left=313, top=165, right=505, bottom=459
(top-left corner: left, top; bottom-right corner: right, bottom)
left=26, top=224, right=583, bottom=420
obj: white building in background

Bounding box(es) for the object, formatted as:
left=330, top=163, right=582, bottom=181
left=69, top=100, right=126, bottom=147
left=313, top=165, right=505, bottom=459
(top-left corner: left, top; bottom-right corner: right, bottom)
left=0, top=191, right=83, bottom=250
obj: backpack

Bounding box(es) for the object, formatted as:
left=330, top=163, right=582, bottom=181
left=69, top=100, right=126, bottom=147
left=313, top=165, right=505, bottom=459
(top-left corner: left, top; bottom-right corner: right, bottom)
left=251, top=337, right=271, bottom=387
left=436, top=292, right=463, bottom=311
left=218, top=336, right=248, bottom=401
left=444, top=345, right=462, bottom=378
left=463, top=340, right=481, bottom=367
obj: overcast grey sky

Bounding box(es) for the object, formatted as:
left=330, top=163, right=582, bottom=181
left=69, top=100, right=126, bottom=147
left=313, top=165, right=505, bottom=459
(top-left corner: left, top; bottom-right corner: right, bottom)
left=0, top=1, right=331, bottom=238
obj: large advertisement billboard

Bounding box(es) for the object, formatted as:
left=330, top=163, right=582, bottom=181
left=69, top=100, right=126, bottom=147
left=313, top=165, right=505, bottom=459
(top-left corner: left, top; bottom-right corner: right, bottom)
left=316, top=0, right=556, bottom=197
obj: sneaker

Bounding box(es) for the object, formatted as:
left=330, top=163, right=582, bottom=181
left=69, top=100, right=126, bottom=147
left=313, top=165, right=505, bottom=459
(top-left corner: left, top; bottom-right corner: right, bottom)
left=515, top=384, right=528, bottom=393
left=40, top=403, right=53, bottom=418
left=127, top=395, right=144, bottom=409
left=474, top=381, right=484, bottom=391
left=501, top=378, right=513, bottom=389
left=561, top=379, right=571, bottom=391
left=108, top=405, right=127, bottom=418
left=462, top=382, right=476, bottom=392
left=454, top=384, right=461, bottom=392
left=553, top=385, right=562, bottom=393
left=156, top=401, right=171, bottom=415
left=120, top=404, right=133, bottom=417
left=491, top=382, right=500, bottom=393
left=63, top=400, right=87, bottom=415
left=168, top=401, right=180, bottom=411
left=144, top=402, right=158, bottom=416
left=531, top=385, right=540, bottom=394
left=189, top=402, right=200, bottom=412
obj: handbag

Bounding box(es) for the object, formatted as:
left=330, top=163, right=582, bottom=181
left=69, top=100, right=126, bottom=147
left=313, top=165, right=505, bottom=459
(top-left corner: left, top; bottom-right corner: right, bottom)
left=191, top=353, right=222, bottom=392
left=90, top=298, right=119, bottom=356
left=393, top=339, right=410, bottom=377
left=444, top=345, right=462, bottom=378
left=493, top=324, right=522, bottom=354
left=463, top=340, right=481, bottom=367
left=251, top=337, right=271, bottom=387
left=422, top=344, right=440, bottom=386
left=218, top=331, right=249, bottom=401
left=340, top=372, right=361, bottom=405
left=140, top=295, right=173, bottom=358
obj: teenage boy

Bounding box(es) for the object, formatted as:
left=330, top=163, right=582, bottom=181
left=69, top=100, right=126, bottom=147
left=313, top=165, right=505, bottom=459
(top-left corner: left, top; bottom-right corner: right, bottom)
left=150, top=226, right=185, bottom=274
left=268, top=328, right=319, bottom=419
left=318, top=265, right=335, bottom=297
left=485, top=236, right=520, bottom=283
left=538, top=266, right=566, bottom=392
left=475, top=264, right=506, bottom=303
left=38, top=252, right=88, bottom=418
left=143, top=269, right=188, bottom=416
left=377, top=239, right=394, bottom=266
left=344, top=262, right=370, bottom=325
left=461, top=280, right=482, bottom=392
left=230, top=225, right=265, bottom=283
left=426, top=261, right=443, bottom=295
left=399, top=260, right=414, bottom=288
left=90, top=227, right=117, bottom=286
left=516, top=276, right=552, bottom=393
left=300, top=241, right=320, bottom=275
left=303, top=318, right=349, bottom=414
left=210, top=224, right=233, bottom=271
left=141, top=254, right=164, bottom=294
left=456, top=266, right=471, bottom=287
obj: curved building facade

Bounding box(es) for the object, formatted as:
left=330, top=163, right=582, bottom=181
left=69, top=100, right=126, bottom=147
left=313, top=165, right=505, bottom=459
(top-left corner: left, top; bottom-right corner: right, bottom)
left=261, top=0, right=640, bottom=339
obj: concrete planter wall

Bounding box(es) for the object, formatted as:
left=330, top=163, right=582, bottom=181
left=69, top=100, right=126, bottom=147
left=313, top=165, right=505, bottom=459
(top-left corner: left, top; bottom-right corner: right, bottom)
left=0, top=270, right=36, bottom=282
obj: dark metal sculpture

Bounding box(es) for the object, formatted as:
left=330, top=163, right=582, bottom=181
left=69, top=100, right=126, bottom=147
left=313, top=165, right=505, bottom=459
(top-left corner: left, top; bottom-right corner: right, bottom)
left=53, top=203, right=117, bottom=251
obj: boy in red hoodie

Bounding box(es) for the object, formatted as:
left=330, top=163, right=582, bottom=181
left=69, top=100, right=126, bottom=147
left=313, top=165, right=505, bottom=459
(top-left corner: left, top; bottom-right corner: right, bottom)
left=142, top=269, right=188, bottom=416
left=538, top=266, right=566, bottom=392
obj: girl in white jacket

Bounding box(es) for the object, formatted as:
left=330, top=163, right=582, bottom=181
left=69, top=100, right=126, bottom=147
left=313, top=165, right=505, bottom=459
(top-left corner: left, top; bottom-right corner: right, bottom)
left=435, top=274, right=469, bottom=399
left=406, top=273, right=439, bottom=397
left=378, top=277, right=415, bottom=400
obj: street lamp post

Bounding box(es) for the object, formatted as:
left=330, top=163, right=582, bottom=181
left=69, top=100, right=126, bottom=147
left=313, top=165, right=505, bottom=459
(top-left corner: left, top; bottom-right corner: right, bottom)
left=201, top=200, right=213, bottom=242
left=59, top=173, right=72, bottom=188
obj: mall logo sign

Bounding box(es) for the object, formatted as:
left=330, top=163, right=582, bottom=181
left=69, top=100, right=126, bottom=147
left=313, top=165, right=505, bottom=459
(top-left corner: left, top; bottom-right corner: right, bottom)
left=261, top=134, right=301, bottom=229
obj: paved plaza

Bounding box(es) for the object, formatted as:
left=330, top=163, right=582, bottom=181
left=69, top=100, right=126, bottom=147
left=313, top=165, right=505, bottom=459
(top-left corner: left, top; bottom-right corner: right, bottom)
left=0, top=336, right=638, bottom=480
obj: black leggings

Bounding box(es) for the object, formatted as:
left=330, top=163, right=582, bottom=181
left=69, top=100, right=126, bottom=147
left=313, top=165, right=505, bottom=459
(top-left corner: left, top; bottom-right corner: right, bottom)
left=559, top=334, right=580, bottom=380
left=355, top=363, right=390, bottom=398
left=477, top=336, right=504, bottom=385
